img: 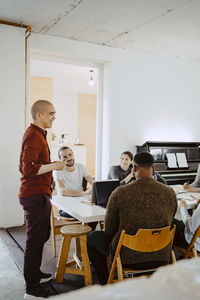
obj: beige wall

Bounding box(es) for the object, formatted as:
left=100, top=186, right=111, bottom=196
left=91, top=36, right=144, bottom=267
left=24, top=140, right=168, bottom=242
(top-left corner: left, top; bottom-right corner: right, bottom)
left=78, top=94, right=97, bottom=176
left=30, top=76, right=54, bottom=148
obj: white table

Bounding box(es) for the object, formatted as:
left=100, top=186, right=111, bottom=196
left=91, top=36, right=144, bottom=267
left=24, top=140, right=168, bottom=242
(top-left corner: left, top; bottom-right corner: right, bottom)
left=171, top=185, right=200, bottom=207
left=51, top=186, right=200, bottom=223
left=171, top=185, right=200, bottom=220
left=51, top=194, right=106, bottom=223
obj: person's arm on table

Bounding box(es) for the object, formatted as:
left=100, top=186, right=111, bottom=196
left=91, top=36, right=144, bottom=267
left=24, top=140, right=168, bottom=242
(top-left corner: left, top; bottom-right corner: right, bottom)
left=56, top=179, right=89, bottom=197
left=180, top=200, right=200, bottom=234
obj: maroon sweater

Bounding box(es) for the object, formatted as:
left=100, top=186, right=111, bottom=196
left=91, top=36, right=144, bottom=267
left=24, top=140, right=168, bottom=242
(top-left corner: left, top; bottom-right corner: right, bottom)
left=19, top=124, right=52, bottom=198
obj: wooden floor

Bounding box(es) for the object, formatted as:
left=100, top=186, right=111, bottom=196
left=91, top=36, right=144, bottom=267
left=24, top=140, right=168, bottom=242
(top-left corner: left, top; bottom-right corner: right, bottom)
left=1, top=226, right=98, bottom=295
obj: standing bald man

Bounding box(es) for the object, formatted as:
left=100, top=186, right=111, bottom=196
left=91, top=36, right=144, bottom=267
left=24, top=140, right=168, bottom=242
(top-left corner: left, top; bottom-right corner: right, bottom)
left=19, top=100, right=65, bottom=299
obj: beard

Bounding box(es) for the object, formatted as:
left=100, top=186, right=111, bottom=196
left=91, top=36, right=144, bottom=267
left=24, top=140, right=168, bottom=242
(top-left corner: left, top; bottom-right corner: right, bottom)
left=66, top=159, right=74, bottom=167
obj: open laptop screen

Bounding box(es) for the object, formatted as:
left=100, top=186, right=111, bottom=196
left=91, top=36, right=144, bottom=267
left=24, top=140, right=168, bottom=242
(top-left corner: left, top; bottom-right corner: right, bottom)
left=91, top=179, right=120, bottom=208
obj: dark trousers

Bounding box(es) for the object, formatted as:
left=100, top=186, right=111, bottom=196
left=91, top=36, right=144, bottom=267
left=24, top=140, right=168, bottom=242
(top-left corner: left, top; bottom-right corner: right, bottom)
left=87, top=231, right=111, bottom=285
left=173, top=218, right=189, bottom=249
left=19, top=194, right=51, bottom=289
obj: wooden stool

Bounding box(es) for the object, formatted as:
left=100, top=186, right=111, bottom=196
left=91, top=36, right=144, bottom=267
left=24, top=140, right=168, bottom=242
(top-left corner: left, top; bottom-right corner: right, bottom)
left=55, top=224, right=92, bottom=286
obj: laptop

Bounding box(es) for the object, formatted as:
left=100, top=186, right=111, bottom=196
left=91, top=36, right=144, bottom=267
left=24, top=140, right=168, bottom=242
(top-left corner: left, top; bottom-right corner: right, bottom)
left=91, top=179, right=120, bottom=208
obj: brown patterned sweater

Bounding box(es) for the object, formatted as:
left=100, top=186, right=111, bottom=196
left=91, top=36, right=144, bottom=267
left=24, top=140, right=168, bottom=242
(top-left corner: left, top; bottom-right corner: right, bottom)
left=105, top=177, right=177, bottom=264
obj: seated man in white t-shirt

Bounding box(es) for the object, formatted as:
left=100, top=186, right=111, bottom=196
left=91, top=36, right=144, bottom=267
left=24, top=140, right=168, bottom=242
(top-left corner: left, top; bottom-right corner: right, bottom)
left=53, top=146, right=94, bottom=218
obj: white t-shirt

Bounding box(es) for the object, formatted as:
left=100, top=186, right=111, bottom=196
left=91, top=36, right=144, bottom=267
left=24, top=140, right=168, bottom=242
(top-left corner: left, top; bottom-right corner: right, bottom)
left=53, top=163, right=89, bottom=192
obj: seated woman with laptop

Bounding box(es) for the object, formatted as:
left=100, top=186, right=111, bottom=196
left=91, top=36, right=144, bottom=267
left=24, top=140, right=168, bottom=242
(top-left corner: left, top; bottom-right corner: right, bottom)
left=107, top=151, right=166, bottom=185
left=107, top=151, right=134, bottom=185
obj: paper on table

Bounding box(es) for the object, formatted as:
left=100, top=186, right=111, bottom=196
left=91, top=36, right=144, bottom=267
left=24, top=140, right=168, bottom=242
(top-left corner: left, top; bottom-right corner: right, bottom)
left=177, top=193, right=195, bottom=201
left=171, top=185, right=185, bottom=194
left=81, top=200, right=95, bottom=206
left=166, top=153, right=178, bottom=168
left=176, top=153, right=188, bottom=168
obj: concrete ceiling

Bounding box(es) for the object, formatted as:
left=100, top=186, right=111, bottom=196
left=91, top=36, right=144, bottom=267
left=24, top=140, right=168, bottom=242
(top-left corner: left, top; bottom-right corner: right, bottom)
left=1, top=0, right=200, bottom=61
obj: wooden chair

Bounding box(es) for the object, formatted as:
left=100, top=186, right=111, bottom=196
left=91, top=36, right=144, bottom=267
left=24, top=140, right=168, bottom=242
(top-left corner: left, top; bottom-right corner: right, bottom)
left=108, top=225, right=176, bottom=283
left=175, top=225, right=200, bottom=258
left=51, top=206, right=81, bottom=256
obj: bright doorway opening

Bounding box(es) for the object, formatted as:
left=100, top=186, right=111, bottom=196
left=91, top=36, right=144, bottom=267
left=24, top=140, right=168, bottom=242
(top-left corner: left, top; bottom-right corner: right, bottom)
left=29, top=59, right=99, bottom=177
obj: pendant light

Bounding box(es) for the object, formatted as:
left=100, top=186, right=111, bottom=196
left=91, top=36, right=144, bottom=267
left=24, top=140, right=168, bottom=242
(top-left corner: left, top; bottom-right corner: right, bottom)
left=88, top=70, right=95, bottom=87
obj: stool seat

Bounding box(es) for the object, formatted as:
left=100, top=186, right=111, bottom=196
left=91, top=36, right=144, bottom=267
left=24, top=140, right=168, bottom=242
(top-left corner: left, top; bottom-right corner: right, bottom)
left=60, top=224, right=92, bottom=236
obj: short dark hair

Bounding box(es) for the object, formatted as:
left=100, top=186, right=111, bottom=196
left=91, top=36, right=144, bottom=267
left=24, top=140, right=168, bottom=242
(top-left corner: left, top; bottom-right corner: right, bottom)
left=58, top=146, right=72, bottom=159
left=134, top=152, right=154, bottom=167
left=121, top=151, right=133, bottom=161
left=31, top=100, right=52, bottom=120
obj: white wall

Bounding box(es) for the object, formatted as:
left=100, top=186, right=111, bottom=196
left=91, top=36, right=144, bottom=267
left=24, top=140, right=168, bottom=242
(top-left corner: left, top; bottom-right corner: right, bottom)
left=0, top=24, right=25, bottom=227
left=30, top=33, right=200, bottom=179
left=109, top=55, right=200, bottom=159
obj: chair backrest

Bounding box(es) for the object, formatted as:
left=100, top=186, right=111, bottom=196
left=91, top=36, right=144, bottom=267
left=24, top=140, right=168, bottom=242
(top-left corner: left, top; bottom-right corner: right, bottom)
left=119, top=225, right=176, bottom=253
left=108, top=225, right=176, bottom=284
left=191, top=225, right=200, bottom=242
left=185, top=225, right=200, bottom=258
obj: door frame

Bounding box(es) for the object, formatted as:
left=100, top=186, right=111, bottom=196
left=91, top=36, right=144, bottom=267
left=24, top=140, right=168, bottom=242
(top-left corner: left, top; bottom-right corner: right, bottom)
left=29, top=52, right=103, bottom=179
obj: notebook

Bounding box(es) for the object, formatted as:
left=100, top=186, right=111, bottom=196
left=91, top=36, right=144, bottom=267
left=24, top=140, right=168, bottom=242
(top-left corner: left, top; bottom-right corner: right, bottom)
left=91, top=179, right=120, bottom=208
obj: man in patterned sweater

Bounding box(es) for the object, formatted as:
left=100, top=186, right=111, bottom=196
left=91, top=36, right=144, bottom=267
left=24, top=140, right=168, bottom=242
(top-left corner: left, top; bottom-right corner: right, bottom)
left=87, top=152, right=177, bottom=284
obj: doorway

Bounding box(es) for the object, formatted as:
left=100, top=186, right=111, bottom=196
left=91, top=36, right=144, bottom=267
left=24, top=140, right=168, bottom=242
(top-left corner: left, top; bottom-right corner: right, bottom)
left=30, top=59, right=99, bottom=177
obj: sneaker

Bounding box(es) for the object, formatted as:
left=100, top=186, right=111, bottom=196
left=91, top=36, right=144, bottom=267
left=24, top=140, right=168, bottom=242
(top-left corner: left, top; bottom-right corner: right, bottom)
left=39, top=271, right=53, bottom=284
left=24, top=283, right=57, bottom=299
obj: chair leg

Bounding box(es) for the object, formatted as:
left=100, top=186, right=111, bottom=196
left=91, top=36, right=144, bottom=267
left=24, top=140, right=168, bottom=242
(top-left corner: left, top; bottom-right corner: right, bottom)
left=108, top=257, right=117, bottom=283
left=55, top=235, right=71, bottom=283
left=108, top=231, right=125, bottom=284
left=99, top=221, right=104, bottom=231
left=171, top=249, right=176, bottom=263
left=192, top=247, right=198, bottom=257
left=79, top=235, right=92, bottom=286
left=185, top=246, right=194, bottom=259
left=117, top=256, right=123, bottom=281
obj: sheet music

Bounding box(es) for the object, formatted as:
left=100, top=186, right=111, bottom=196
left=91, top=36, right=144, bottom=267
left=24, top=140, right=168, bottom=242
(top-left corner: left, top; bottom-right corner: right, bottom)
left=166, top=153, right=178, bottom=168
left=176, top=153, right=188, bottom=168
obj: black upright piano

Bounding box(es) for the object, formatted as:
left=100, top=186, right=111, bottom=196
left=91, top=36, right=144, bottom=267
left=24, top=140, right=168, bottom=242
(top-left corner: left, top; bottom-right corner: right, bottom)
left=136, top=141, right=200, bottom=185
